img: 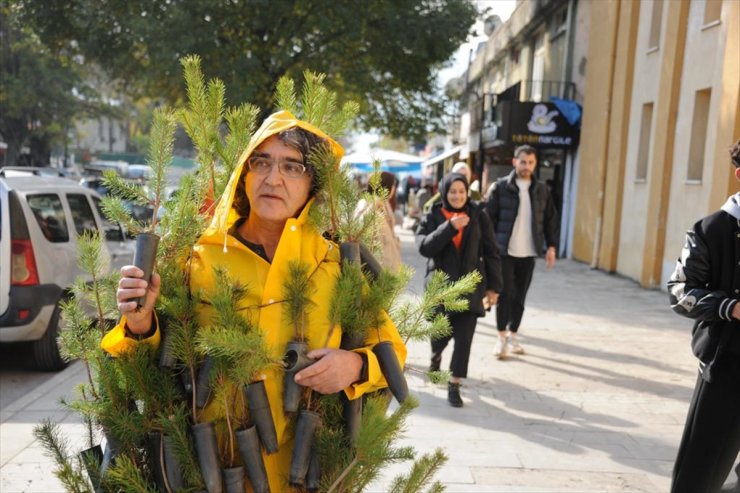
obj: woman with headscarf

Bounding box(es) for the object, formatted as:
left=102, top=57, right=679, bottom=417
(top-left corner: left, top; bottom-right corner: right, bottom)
left=104, top=111, right=406, bottom=491
left=415, top=172, right=502, bottom=407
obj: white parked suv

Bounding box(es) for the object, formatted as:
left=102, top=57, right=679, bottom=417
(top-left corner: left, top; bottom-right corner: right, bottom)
left=0, top=170, right=134, bottom=370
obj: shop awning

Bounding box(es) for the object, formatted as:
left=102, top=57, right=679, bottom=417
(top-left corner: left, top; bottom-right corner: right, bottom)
left=422, top=146, right=462, bottom=168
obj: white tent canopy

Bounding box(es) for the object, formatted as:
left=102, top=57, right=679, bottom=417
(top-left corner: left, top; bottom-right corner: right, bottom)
left=341, top=148, right=423, bottom=177
left=341, top=148, right=423, bottom=166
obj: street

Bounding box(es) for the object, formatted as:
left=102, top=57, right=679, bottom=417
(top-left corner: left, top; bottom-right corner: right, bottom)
left=0, top=226, right=733, bottom=492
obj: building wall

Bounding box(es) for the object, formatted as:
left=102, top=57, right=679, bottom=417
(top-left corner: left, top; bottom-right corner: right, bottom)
left=660, top=0, right=730, bottom=286
left=616, top=0, right=667, bottom=281
left=75, top=117, right=127, bottom=154
left=573, top=0, right=739, bottom=288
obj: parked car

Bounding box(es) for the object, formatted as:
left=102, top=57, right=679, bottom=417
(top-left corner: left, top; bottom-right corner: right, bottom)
left=0, top=166, right=72, bottom=179
left=0, top=174, right=135, bottom=370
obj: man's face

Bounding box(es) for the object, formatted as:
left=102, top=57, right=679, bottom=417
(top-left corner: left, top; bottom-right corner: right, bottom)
left=513, top=151, right=537, bottom=179
left=244, top=135, right=312, bottom=223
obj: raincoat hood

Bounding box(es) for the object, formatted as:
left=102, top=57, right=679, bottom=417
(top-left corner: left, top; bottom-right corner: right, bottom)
left=439, top=172, right=469, bottom=213
left=202, top=110, right=345, bottom=245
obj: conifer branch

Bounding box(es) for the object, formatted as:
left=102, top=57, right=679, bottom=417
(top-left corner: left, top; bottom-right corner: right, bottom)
left=105, top=454, right=159, bottom=493
left=33, top=420, right=92, bottom=493
left=388, top=449, right=448, bottom=493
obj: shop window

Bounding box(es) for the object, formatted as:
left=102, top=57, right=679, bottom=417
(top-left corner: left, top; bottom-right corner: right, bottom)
left=704, top=0, right=722, bottom=25
left=648, top=0, right=664, bottom=49
left=687, top=88, right=711, bottom=183
left=636, top=103, right=654, bottom=181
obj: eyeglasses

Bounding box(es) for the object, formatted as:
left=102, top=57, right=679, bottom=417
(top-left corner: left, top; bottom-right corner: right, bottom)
left=247, top=156, right=308, bottom=178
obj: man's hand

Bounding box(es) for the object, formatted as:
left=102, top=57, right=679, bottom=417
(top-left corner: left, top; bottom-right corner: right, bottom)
left=545, top=247, right=556, bottom=269
left=116, top=266, right=160, bottom=334
left=732, top=301, right=740, bottom=321
left=294, top=348, right=363, bottom=394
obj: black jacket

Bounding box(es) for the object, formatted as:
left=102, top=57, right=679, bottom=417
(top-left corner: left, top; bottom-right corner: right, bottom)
left=415, top=201, right=502, bottom=317
left=667, top=208, right=740, bottom=382
left=485, top=170, right=560, bottom=256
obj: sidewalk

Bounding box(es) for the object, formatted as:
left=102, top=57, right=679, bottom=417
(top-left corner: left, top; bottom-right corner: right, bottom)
left=370, top=228, right=699, bottom=492
left=0, top=227, right=721, bottom=492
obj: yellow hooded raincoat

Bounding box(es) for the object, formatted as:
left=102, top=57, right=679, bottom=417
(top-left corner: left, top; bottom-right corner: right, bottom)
left=101, top=111, right=407, bottom=491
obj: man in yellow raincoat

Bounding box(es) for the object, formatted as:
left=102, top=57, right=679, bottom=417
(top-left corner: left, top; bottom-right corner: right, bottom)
left=102, top=110, right=407, bottom=491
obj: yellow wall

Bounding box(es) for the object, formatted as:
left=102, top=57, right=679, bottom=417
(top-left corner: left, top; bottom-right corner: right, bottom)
left=661, top=0, right=737, bottom=287
left=639, top=1, right=689, bottom=287
left=572, top=0, right=620, bottom=264
left=574, top=0, right=738, bottom=288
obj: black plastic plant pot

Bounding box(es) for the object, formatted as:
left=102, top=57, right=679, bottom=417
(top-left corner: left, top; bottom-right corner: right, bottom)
left=339, top=331, right=365, bottom=351
left=162, top=434, right=186, bottom=492
left=133, top=232, right=160, bottom=308
left=79, top=444, right=102, bottom=486
left=289, top=410, right=321, bottom=487
left=342, top=396, right=362, bottom=446
left=222, top=466, right=245, bottom=493
left=244, top=381, right=278, bottom=455
left=339, top=241, right=361, bottom=266
left=373, top=341, right=408, bottom=404
left=158, top=328, right=176, bottom=368
left=195, top=356, right=215, bottom=409
left=146, top=432, right=165, bottom=491
left=191, top=421, right=224, bottom=493
left=359, top=242, right=383, bottom=280
left=283, top=340, right=312, bottom=413
left=306, top=447, right=320, bottom=491
left=235, top=426, right=270, bottom=493
left=96, top=434, right=121, bottom=492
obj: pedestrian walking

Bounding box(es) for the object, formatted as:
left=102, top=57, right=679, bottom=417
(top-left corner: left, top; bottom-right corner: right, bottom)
left=667, top=139, right=740, bottom=493
left=484, top=144, right=559, bottom=359
left=416, top=172, right=502, bottom=407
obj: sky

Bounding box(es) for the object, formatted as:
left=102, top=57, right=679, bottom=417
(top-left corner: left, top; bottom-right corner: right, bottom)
left=350, top=0, right=517, bottom=153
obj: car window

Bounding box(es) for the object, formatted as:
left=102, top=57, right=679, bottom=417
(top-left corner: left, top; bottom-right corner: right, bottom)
left=26, top=194, right=69, bottom=242
left=67, top=194, right=98, bottom=236
left=91, top=197, right=124, bottom=241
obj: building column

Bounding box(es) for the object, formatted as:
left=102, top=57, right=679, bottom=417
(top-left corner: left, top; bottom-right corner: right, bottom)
left=640, top=1, right=690, bottom=287
left=708, top=0, right=740, bottom=206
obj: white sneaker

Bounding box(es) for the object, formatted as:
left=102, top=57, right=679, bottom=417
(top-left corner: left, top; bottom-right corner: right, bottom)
left=508, top=335, right=524, bottom=355
left=494, top=337, right=508, bottom=359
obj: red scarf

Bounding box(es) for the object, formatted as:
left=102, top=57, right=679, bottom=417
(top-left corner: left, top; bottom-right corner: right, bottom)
left=440, top=208, right=467, bottom=250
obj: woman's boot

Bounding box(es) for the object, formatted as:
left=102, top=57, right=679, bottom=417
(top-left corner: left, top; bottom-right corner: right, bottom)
left=447, top=381, right=463, bottom=408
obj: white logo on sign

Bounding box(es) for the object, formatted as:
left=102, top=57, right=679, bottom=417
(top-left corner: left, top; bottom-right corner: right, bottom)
left=527, top=104, right=559, bottom=134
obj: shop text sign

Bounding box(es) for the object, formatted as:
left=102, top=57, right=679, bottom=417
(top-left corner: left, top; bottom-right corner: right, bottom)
left=507, top=102, right=579, bottom=149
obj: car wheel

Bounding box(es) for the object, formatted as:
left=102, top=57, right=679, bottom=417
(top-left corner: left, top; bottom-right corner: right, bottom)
left=32, top=304, right=68, bottom=371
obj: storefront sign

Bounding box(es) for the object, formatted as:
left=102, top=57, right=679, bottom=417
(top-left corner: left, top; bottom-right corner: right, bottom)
left=498, top=101, right=580, bottom=149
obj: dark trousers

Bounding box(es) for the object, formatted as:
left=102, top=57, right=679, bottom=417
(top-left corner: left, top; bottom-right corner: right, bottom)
left=430, top=312, right=478, bottom=379
left=671, top=355, right=740, bottom=493
left=496, top=256, right=536, bottom=333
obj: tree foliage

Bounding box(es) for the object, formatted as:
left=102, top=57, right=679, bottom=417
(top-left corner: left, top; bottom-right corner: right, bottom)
left=16, top=0, right=478, bottom=140
left=0, top=2, right=103, bottom=165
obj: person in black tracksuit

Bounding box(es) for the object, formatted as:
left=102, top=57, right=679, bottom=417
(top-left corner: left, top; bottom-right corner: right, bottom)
left=416, top=172, right=502, bottom=408
left=484, top=145, right=559, bottom=358
left=667, top=140, right=740, bottom=493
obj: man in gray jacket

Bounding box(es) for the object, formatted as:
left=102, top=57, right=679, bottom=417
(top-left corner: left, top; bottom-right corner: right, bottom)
left=485, top=145, right=559, bottom=359
left=667, top=140, right=740, bottom=493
